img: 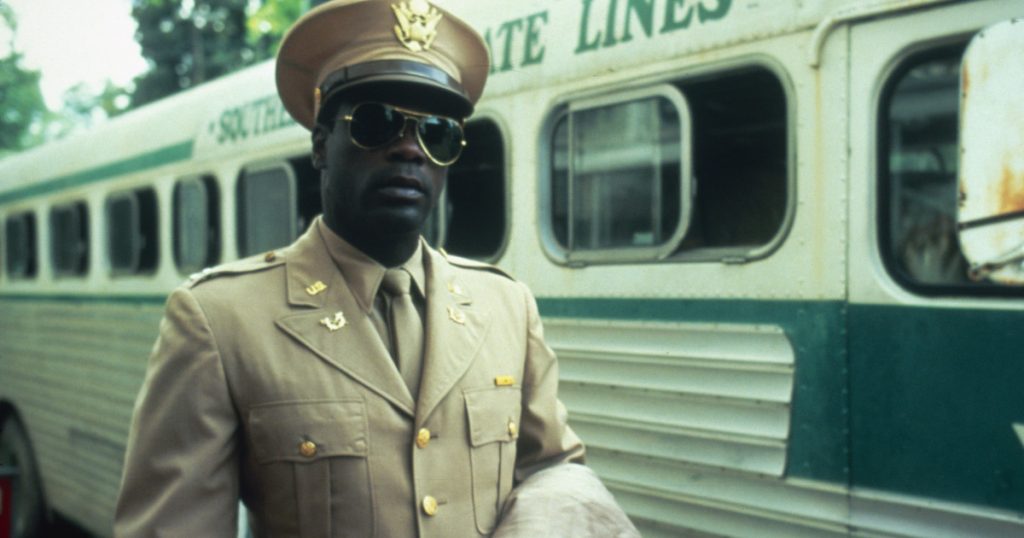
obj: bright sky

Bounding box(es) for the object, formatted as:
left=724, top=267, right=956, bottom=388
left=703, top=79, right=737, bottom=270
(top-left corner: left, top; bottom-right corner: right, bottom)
left=2, top=0, right=148, bottom=110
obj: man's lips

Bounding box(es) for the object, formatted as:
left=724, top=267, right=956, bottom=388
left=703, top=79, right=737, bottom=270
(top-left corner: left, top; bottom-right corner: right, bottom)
left=372, top=175, right=427, bottom=203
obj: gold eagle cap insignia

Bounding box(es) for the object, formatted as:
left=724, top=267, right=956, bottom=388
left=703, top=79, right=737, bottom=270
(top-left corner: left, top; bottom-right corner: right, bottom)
left=392, top=0, right=442, bottom=53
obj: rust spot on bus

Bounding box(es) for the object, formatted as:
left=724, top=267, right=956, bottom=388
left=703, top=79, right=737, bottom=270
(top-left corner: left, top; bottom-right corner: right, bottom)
left=999, top=163, right=1024, bottom=214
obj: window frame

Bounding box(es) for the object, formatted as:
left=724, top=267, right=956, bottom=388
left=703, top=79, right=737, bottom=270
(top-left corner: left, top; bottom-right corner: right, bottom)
left=173, top=175, right=221, bottom=274
left=875, top=39, right=1023, bottom=298
left=236, top=161, right=298, bottom=258
left=106, top=188, right=159, bottom=276
left=49, top=201, right=90, bottom=277
left=543, top=84, right=694, bottom=264
left=430, top=114, right=511, bottom=263
left=4, top=211, right=37, bottom=280
left=540, top=59, right=796, bottom=266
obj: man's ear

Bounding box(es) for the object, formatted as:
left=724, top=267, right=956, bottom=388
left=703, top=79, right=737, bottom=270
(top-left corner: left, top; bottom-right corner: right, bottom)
left=311, top=125, right=328, bottom=170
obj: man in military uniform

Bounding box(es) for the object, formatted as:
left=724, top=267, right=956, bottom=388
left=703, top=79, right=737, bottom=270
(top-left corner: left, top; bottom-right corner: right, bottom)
left=116, top=0, right=638, bottom=536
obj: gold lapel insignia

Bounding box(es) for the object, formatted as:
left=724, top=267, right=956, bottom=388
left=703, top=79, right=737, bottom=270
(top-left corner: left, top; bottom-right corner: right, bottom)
left=392, top=0, right=442, bottom=52
left=494, top=375, right=515, bottom=387
left=447, top=305, right=466, bottom=325
left=305, top=281, right=327, bottom=296
left=320, top=311, right=347, bottom=331
left=447, top=281, right=463, bottom=295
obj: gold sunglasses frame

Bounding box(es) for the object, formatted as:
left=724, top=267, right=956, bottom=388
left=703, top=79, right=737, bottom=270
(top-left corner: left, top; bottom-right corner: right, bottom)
left=342, top=103, right=467, bottom=166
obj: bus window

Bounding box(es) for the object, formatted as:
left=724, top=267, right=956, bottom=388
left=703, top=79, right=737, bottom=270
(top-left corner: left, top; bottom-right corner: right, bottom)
left=879, top=44, right=986, bottom=292
left=237, top=163, right=297, bottom=257
left=174, top=176, right=220, bottom=274
left=107, top=188, right=158, bottom=275
left=678, top=69, right=787, bottom=252
left=547, top=67, right=788, bottom=263
left=50, top=201, right=89, bottom=277
left=434, top=118, right=507, bottom=260
left=4, top=212, right=37, bottom=279
left=551, top=87, right=689, bottom=261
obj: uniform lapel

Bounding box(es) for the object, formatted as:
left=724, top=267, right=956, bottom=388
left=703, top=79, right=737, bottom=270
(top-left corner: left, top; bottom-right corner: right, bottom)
left=274, top=225, right=415, bottom=416
left=416, top=245, right=492, bottom=424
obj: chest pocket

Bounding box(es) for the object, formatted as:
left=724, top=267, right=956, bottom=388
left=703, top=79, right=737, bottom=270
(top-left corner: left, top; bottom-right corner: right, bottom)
left=464, top=387, right=521, bottom=535
left=248, top=399, right=373, bottom=538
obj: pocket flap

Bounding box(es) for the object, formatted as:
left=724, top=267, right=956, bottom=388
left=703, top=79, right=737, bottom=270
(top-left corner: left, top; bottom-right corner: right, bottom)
left=248, top=399, right=368, bottom=463
left=464, top=387, right=522, bottom=447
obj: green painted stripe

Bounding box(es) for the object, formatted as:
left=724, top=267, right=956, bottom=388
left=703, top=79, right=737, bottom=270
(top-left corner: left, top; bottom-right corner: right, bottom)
left=0, top=141, right=193, bottom=205
left=0, top=293, right=168, bottom=306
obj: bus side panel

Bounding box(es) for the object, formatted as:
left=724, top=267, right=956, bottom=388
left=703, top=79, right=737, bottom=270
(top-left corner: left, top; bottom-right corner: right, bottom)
left=0, top=296, right=162, bottom=536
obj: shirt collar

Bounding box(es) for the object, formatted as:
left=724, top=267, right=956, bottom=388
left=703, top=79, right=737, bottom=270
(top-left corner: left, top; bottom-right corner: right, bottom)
left=316, top=217, right=426, bottom=311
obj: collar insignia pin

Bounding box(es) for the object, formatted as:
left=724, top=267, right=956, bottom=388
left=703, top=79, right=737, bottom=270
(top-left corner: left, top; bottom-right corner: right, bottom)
left=447, top=305, right=466, bottom=325
left=306, top=281, right=327, bottom=296
left=320, top=311, right=347, bottom=331
left=392, top=0, right=442, bottom=52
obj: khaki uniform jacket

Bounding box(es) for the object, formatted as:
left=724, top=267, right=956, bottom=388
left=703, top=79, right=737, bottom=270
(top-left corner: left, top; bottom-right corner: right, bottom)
left=115, top=222, right=585, bottom=537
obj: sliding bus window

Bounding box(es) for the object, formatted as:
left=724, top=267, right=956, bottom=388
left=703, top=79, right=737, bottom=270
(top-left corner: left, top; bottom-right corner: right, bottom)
left=237, top=163, right=297, bottom=257
left=50, top=202, right=89, bottom=277
left=547, top=67, right=789, bottom=264
left=107, top=188, right=158, bottom=275
left=427, top=118, right=507, bottom=261
left=174, top=176, right=220, bottom=274
left=879, top=44, right=986, bottom=293
left=5, top=212, right=37, bottom=279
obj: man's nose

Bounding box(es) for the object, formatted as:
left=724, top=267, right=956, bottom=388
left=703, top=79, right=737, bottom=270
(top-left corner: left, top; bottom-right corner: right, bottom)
left=387, top=122, right=426, bottom=163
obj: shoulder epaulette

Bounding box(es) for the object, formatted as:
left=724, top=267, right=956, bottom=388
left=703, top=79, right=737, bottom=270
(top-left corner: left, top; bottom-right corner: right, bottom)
left=441, top=248, right=515, bottom=281
left=186, top=250, right=286, bottom=288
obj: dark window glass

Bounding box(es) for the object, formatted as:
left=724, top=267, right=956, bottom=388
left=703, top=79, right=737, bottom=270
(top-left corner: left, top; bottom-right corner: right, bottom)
left=880, top=45, right=982, bottom=291
left=108, top=188, right=158, bottom=275
left=174, top=176, right=220, bottom=273
left=4, top=212, right=37, bottom=279
left=51, top=202, right=89, bottom=276
left=680, top=69, right=787, bottom=250
left=237, top=165, right=296, bottom=257
left=437, top=119, right=507, bottom=260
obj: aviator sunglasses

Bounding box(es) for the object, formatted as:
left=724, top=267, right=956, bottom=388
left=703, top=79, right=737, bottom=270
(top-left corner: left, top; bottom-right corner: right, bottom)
left=342, top=102, right=466, bottom=166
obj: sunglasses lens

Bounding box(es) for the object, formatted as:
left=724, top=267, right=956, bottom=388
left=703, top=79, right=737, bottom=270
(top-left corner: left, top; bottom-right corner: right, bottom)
left=349, top=103, right=405, bottom=147
left=417, top=116, right=464, bottom=164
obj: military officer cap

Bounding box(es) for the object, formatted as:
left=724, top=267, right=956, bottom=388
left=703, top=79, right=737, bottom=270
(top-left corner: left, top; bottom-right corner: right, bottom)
left=276, top=0, right=489, bottom=129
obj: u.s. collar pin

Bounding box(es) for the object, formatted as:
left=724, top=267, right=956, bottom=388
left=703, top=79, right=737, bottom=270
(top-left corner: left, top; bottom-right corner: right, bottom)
left=306, top=281, right=327, bottom=296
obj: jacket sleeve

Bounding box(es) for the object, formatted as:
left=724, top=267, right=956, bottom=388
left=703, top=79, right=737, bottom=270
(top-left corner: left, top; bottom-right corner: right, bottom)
left=513, top=282, right=585, bottom=479
left=500, top=284, right=639, bottom=537
left=115, top=287, right=239, bottom=537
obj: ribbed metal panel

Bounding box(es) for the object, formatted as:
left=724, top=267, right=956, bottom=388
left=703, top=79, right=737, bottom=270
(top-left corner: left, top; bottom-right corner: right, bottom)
left=0, top=298, right=162, bottom=537
left=545, top=318, right=811, bottom=536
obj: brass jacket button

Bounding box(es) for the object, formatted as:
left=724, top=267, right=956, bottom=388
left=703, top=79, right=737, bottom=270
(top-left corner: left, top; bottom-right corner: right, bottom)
left=422, top=495, right=438, bottom=516
left=416, top=428, right=431, bottom=449
left=508, top=420, right=518, bottom=437
left=299, top=440, right=317, bottom=457
left=264, top=251, right=277, bottom=262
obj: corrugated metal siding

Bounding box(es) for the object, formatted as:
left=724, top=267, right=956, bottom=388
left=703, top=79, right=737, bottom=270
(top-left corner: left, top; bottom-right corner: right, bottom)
left=544, top=318, right=842, bottom=537
left=0, top=298, right=162, bottom=537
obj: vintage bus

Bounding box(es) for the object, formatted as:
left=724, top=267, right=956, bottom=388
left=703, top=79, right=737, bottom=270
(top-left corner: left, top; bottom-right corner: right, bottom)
left=1, top=0, right=1022, bottom=536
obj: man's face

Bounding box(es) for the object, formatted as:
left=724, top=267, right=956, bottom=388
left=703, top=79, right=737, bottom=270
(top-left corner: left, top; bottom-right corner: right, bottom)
left=315, top=99, right=448, bottom=244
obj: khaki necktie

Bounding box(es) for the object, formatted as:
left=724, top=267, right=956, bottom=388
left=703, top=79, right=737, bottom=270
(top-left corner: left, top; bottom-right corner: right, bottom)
left=381, top=268, right=423, bottom=399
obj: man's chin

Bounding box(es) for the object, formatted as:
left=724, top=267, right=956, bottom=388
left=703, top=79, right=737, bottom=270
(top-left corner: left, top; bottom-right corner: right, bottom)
left=364, top=207, right=429, bottom=237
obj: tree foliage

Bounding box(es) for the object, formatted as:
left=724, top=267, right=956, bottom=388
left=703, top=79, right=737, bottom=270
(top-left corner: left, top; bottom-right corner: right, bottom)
left=131, top=0, right=257, bottom=108
left=0, top=4, right=47, bottom=154
left=130, top=0, right=307, bottom=109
